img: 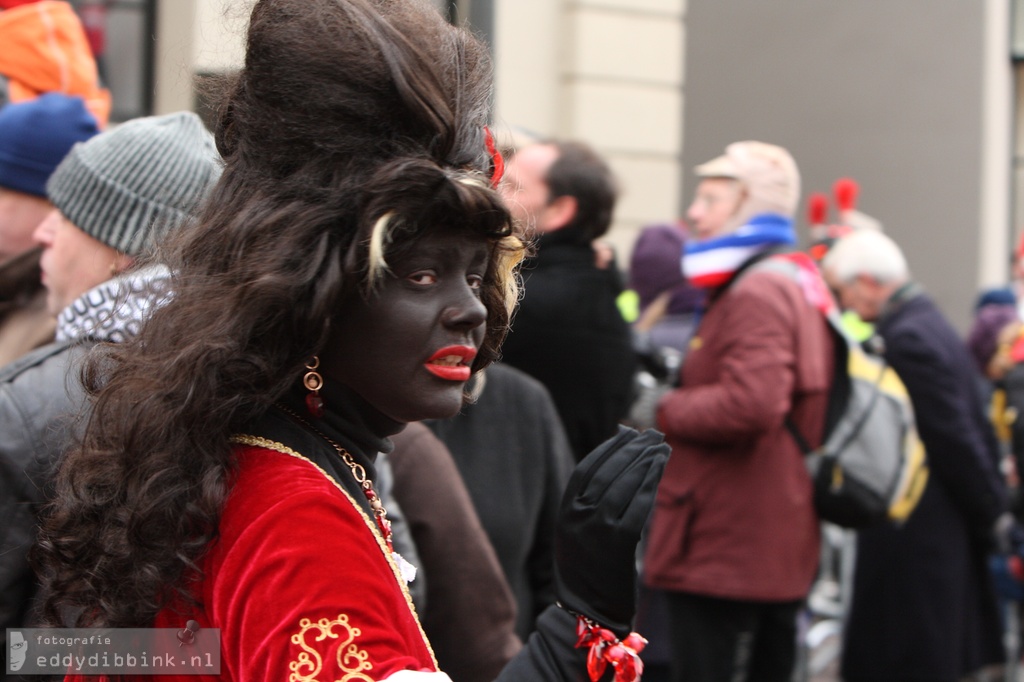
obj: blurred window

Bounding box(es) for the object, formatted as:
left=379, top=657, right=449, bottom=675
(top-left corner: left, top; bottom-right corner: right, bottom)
left=69, top=0, right=156, bottom=122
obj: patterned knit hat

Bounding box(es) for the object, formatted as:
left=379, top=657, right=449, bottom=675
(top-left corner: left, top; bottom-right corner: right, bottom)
left=46, top=111, right=221, bottom=255
left=0, top=93, right=100, bottom=197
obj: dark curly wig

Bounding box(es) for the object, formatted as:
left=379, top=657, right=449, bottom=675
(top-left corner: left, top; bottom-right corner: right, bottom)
left=36, top=0, right=524, bottom=629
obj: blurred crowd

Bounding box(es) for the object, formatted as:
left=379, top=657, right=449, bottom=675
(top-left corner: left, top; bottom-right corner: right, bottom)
left=3, top=2, right=1024, bottom=682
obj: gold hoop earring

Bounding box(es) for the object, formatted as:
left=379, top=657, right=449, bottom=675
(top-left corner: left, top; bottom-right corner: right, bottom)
left=304, top=356, right=325, bottom=418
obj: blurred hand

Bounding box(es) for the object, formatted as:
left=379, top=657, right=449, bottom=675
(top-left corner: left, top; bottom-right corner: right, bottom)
left=592, top=239, right=614, bottom=270
left=992, top=512, right=1024, bottom=555
left=554, top=425, right=669, bottom=637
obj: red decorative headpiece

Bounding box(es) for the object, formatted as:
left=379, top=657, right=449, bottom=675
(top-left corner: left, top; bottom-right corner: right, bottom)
left=483, top=127, right=504, bottom=188
left=833, top=177, right=859, bottom=213
left=807, top=192, right=829, bottom=226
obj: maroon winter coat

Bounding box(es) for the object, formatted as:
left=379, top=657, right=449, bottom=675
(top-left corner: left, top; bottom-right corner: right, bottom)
left=643, top=268, right=833, bottom=601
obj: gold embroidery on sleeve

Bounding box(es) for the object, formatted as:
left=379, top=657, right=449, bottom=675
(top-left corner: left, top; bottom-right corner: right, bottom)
left=289, top=614, right=373, bottom=682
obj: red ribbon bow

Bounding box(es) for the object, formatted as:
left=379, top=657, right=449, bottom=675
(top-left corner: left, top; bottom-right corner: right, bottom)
left=574, top=616, right=647, bottom=682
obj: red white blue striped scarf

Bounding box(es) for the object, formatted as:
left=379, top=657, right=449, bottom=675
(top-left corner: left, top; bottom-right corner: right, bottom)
left=682, top=214, right=797, bottom=289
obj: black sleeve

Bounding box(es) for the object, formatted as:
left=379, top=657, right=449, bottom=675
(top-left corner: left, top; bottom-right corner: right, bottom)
left=887, top=330, right=1007, bottom=537
left=525, top=398, right=574, bottom=625
left=1005, top=366, right=1024, bottom=459
left=496, top=605, right=595, bottom=681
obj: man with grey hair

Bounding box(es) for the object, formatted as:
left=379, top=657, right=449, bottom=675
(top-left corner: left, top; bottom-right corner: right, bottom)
left=822, top=229, right=1010, bottom=682
left=820, top=228, right=910, bottom=320
left=643, top=141, right=834, bottom=681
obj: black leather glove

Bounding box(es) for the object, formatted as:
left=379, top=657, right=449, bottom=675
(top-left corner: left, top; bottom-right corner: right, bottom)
left=553, top=425, right=669, bottom=638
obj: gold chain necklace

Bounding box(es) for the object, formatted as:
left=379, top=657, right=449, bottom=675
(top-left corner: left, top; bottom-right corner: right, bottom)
left=276, top=404, right=393, bottom=550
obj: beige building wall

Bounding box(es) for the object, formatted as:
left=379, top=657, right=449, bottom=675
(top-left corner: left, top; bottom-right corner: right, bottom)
left=192, top=0, right=252, bottom=73
left=493, top=0, right=686, bottom=262
left=492, top=0, right=563, bottom=136
left=1015, top=66, right=1024, bottom=256
left=152, top=0, right=252, bottom=116
left=979, top=0, right=1013, bottom=291
left=152, top=0, right=197, bottom=114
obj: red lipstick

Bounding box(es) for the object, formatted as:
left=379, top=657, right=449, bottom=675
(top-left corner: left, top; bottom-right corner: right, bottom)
left=425, top=345, right=477, bottom=381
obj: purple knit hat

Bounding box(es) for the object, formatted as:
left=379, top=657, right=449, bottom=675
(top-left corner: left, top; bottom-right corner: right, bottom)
left=966, top=303, right=1019, bottom=375
left=629, top=222, right=704, bottom=315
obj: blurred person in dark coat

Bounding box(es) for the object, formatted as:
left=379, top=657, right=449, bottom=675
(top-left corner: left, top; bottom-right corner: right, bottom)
left=386, top=422, right=523, bottom=682
left=823, top=229, right=1009, bottom=682
left=426, top=362, right=574, bottom=640
left=498, top=140, right=636, bottom=461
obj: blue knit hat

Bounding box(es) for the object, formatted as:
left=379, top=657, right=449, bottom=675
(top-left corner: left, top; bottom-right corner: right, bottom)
left=0, top=93, right=100, bottom=198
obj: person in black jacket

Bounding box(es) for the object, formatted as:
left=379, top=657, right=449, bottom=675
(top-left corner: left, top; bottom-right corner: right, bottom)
left=499, top=140, right=636, bottom=461
left=427, top=362, right=575, bottom=639
left=823, top=229, right=1012, bottom=682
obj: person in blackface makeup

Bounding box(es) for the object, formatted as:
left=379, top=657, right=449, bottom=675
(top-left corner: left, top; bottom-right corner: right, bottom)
left=34, top=1, right=668, bottom=681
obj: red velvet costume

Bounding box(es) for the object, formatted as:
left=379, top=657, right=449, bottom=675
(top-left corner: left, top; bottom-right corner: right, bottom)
left=59, top=398, right=625, bottom=682
left=70, top=437, right=445, bottom=681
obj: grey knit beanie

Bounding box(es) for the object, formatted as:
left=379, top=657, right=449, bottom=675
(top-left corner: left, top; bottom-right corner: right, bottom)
left=45, top=111, right=222, bottom=255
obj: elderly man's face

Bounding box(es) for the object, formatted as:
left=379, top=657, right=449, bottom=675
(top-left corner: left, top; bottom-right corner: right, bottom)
left=825, top=271, right=883, bottom=322
left=686, top=178, right=743, bottom=240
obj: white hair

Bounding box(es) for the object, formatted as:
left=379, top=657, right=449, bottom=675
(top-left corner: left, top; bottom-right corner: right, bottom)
left=822, top=229, right=909, bottom=284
